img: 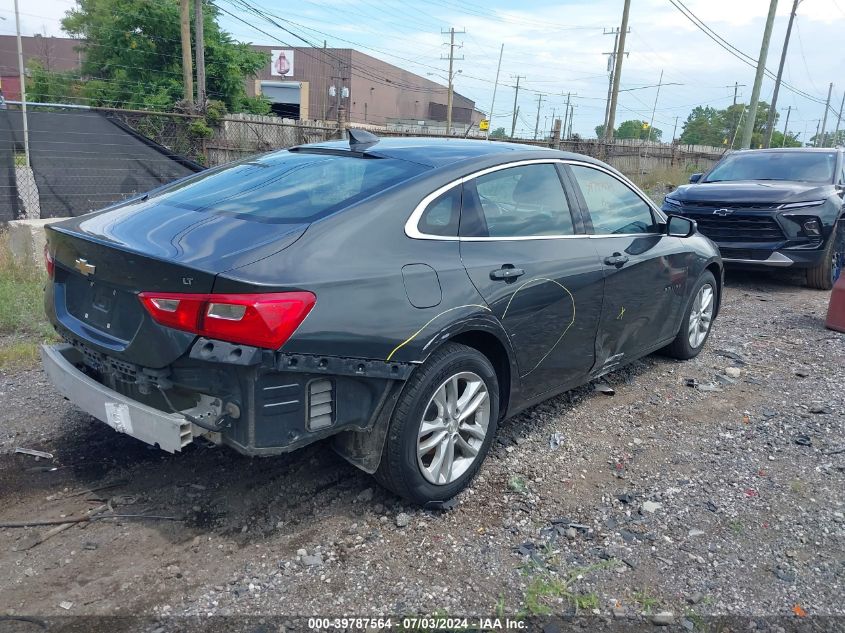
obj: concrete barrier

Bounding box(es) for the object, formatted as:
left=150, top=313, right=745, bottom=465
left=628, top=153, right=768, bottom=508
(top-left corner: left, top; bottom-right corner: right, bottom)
left=6, top=218, right=65, bottom=269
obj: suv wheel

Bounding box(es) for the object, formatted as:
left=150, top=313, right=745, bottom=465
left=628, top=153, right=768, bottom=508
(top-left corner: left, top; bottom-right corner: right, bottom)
left=375, top=342, right=499, bottom=506
left=662, top=270, right=717, bottom=360
left=806, top=221, right=844, bottom=290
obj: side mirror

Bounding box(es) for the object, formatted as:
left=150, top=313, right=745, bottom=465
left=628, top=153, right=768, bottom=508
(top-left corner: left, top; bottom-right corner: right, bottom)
left=689, top=173, right=703, bottom=183
left=667, top=215, right=697, bottom=238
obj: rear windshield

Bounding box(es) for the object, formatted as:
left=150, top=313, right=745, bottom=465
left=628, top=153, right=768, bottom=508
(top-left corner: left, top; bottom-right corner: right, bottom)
left=146, top=150, right=428, bottom=222
left=704, top=151, right=836, bottom=184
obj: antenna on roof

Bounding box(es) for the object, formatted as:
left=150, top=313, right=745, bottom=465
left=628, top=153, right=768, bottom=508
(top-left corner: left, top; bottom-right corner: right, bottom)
left=348, top=128, right=379, bottom=151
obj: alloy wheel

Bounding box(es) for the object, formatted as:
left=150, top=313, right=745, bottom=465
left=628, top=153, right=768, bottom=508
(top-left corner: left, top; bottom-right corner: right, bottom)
left=417, top=371, right=490, bottom=485
left=688, top=283, right=714, bottom=349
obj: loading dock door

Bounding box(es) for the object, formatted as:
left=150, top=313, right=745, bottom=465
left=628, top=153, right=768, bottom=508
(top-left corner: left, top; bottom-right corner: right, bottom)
left=260, top=81, right=302, bottom=119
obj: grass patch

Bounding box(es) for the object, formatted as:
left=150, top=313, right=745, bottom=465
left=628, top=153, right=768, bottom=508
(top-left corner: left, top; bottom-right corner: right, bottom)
left=0, top=231, right=56, bottom=368
left=631, top=588, right=661, bottom=615
left=521, top=560, right=615, bottom=616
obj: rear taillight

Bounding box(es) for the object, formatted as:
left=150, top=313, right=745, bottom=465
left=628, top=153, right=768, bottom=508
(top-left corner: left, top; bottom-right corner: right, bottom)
left=138, top=291, right=315, bottom=350
left=44, top=245, right=55, bottom=279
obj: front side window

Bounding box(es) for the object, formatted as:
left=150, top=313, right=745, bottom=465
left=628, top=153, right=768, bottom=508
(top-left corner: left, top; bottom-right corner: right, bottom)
left=569, top=165, right=657, bottom=235
left=463, top=163, right=575, bottom=238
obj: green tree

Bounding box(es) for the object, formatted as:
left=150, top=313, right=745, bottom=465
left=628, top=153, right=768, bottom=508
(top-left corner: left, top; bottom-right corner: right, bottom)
left=769, top=130, right=802, bottom=148
left=615, top=119, right=662, bottom=141
left=46, top=0, right=268, bottom=112
left=809, top=130, right=845, bottom=148
left=594, top=121, right=661, bottom=140
left=489, top=126, right=507, bottom=139
left=680, top=102, right=778, bottom=148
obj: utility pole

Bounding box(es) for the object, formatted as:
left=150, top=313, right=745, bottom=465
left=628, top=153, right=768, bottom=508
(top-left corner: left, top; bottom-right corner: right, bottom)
left=781, top=105, right=792, bottom=147
left=763, top=0, right=799, bottom=147
left=728, top=82, right=747, bottom=106
left=510, top=75, right=524, bottom=138
left=602, top=27, right=627, bottom=133
left=179, top=0, right=194, bottom=108
left=814, top=119, right=821, bottom=147
left=13, top=0, right=29, bottom=168
left=605, top=0, right=631, bottom=141
left=486, top=43, right=504, bottom=140
left=562, top=92, right=571, bottom=140
left=568, top=105, right=576, bottom=139
left=646, top=69, right=663, bottom=143
left=533, top=93, right=544, bottom=140
left=672, top=116, right=679, bottom=143
left=834, top=91, right=845, bottom=145
left=740, top=0, right=778, bottom=149
left=441, top=27, right=465, bottom=136
left=193, top=0, right=206, bottom=110
left=819, top=82, right=833, bottom=147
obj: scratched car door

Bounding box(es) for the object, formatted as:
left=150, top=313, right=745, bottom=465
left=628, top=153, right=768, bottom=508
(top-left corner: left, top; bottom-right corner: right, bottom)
left=459, top=162, right=606, bottom=399
left=565, top=163, right=688, bottom=374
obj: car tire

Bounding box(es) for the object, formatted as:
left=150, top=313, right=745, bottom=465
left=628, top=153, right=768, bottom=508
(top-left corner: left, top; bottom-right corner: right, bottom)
left=375, top=342, right=499, bottom=507
left=806, top=221, right=844, bottom=291
left=662, top=270, right=718, bottom=360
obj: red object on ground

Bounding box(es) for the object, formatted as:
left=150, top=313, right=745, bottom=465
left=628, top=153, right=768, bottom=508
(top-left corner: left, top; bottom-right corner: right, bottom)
left=826, top=274, right=845, bottom=333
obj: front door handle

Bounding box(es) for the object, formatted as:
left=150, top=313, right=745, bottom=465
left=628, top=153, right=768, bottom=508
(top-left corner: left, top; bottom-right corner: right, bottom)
left=490, top=265, right=525, bottom=281
left=604, top=253, right=629, bottom=268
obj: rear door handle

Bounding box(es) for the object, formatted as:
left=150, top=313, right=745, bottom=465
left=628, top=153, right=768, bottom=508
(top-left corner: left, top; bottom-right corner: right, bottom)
left=604, top=253, right=629, bottom=268
left=490, top=266, right=525, bottom=281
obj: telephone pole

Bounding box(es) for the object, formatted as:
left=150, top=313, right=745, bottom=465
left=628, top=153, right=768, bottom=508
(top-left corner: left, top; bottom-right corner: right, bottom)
left=602, top=27, right=627, bottom=133
left=605, top=0, right=631, bottom=141
left=441, top=27, right=465, bottom=136
left=727, top=82, right=747, bottom=106
left=510, top=75, right=524, bottom=138
left=781, top=105, right=792, bottom=147
left=834, top=91, right=845, bottom=144
left=179, top=0, right=193, bottom=108
left=568, top=105, right=576, bottom=139
left=533, top=94, right=544, bottom=140
left=740, top=0, right=778, bottom=149
left=819, top=82, right=833, bottom=147
left=193, top=0, right=206, bottom=110
left=763, top=0, right=799, bottom=147
left=672, top=116, right=679, bottom=142
left=486, top=43, right=504, bottom=140
left=646, top=69, right=663, bottom=143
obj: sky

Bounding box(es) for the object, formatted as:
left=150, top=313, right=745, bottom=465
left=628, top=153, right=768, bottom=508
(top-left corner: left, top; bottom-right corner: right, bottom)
left=5, top=0, right=845, bottom=141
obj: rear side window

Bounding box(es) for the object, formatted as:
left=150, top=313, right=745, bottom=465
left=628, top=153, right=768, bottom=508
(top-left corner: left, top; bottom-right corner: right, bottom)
left=418, top=187, right=461, bottom=237
left=146, top=151, right=427, bottom=223
left=569, top=165, right=657, bottom=235
left=463, top=164, right=575, bottom=237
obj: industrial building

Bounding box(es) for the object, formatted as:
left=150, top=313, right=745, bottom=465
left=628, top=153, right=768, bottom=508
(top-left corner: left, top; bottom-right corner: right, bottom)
left=0, top=35, right=484, bottom=129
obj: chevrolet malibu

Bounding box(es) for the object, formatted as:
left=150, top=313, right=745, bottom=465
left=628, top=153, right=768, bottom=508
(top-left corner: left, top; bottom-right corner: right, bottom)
left=42, top=133, right=722, bottom=506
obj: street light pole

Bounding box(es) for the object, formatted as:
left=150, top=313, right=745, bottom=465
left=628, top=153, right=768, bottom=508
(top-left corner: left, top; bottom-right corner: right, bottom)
left=13, top=0, right=29, bottom=168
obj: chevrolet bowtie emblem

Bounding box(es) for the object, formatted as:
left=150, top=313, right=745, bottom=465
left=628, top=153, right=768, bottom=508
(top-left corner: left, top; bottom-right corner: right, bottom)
left=74, top=258, right=96, bottom=276
left=712, top=208, right=733, bottom=216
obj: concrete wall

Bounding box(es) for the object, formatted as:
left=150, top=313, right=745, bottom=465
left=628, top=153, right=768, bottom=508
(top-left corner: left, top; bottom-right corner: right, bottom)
left=6, top=218, right=64, bottom=269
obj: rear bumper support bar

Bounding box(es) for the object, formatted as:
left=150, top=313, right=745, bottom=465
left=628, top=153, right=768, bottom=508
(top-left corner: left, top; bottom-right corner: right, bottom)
left=41, top=344, right=195, bottom=453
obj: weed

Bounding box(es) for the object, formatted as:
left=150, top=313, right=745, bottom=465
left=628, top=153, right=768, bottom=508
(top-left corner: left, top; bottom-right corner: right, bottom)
left=729, top=520, right=744, bottom=535
left=508, top=475, right=527, bottom=493
left=521, top=559, right=616, bottom=616
left=631, top=588, right=661, bottom=614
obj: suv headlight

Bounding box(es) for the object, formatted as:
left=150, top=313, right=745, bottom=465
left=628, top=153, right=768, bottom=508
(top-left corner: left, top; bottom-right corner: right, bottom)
left=663, top=195, right=682, bottom=209
left=779, top=200, right=825, bottom=210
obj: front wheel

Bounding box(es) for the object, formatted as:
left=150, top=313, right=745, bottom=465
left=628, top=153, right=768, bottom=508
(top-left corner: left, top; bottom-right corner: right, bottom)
left=375, top=342, right=499, bottom=506
left=806, top=221, right=844, bottom=290
left=662, top=270, right=717, bottom=360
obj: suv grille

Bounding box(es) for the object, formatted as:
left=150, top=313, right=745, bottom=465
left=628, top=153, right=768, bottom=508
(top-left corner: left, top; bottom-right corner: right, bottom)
left=681, top=211, right=785, bottom=242
left=679, top=201, right=781, bottom=210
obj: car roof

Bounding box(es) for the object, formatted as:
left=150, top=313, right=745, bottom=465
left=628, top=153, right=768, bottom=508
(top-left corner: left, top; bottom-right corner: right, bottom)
left=297, top=136, right=606, bottom=168
left=727, top=147, right=843, bottom=154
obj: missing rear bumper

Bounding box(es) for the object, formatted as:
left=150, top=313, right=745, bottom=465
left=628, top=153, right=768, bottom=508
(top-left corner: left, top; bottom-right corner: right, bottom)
left=41, top=344, right=197, bottom=453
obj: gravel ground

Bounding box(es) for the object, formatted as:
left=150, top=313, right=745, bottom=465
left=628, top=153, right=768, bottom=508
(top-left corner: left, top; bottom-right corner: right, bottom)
left=0, top=269, right=843, bottom=631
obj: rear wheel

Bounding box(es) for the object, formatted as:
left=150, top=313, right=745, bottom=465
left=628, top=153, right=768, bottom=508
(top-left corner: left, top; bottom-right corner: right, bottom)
left=806, top=221, right=844, bottom=290
left=375, top=343, right=499, bottom=506
left=662, top=270, right=717, bottom=360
